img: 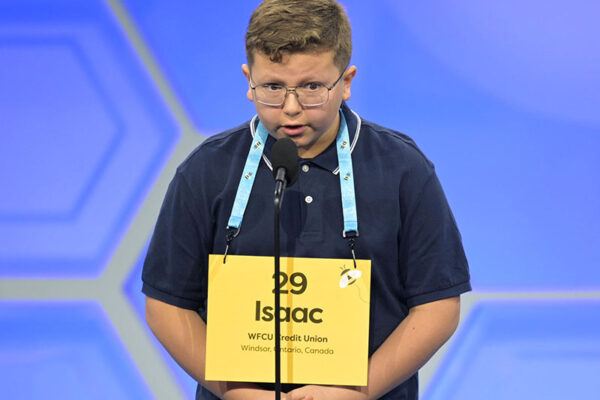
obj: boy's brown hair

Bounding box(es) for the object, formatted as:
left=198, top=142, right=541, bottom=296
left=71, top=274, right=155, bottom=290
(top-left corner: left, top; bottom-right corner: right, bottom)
left=245, top=0, right=352, bottom=71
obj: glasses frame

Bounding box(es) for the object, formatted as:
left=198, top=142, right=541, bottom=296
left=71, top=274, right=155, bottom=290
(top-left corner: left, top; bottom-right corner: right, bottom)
left=249, top=69, right=346, bottom=107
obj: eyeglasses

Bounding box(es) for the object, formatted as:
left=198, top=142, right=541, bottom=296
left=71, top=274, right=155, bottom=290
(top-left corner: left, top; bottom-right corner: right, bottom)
left=250, top=70, right=345, bottom=107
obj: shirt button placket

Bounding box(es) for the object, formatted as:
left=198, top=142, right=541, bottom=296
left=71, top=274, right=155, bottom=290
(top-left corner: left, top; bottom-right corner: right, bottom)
left=301, top=164, right=313, bottom=203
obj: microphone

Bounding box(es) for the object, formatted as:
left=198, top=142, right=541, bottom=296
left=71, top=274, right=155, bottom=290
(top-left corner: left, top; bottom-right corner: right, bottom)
left=270, top=137, right=299, bottom=399
left=271, top=138, right=299, bottom=198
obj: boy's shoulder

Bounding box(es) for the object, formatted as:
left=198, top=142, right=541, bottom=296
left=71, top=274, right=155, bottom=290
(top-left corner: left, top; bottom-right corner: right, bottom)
left=177, top=119, right=254, bottom=174
left=356, top=115, right=435, bottom=170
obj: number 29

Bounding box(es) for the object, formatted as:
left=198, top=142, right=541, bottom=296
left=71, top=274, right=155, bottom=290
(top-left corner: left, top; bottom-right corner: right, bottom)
left=272, top=272, right=307, bottom=295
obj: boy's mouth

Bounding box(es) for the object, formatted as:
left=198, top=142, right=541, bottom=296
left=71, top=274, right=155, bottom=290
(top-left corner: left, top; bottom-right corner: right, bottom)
left=281, top=124, right=306, bottom=136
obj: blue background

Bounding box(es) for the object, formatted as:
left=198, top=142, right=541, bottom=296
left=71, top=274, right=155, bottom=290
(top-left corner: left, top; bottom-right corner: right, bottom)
left=1, top=0, right=598, bottom=398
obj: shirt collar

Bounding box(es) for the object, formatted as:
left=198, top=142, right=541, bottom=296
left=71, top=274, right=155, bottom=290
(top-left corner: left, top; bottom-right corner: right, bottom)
left=255, top=102, right=360, bottom=174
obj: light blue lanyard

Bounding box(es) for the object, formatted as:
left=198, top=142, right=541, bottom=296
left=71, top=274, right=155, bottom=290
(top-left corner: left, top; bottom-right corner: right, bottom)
left=224, top=111, right=359, bottom=260
left=226, top=119, right=269, bottom=230
left=336, top=112, right=358, bottom=235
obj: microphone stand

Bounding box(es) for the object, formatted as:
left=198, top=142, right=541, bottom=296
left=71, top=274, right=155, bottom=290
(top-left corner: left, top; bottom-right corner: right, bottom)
left=273, top=169, right=287, bottom=400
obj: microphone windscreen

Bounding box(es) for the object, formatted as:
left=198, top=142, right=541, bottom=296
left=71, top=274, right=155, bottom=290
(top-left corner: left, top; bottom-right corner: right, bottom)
left=271, top=137, right=299, bottom=186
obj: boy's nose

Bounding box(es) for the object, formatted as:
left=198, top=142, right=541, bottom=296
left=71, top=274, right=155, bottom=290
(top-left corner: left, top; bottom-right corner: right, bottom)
left=282, top=90, right=303, bottom=115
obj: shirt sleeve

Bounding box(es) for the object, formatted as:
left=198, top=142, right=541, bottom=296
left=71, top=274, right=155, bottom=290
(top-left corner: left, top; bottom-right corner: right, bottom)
left=399, top=170, right=471, bottom=308
left=142, top=169, right=213, bottom=311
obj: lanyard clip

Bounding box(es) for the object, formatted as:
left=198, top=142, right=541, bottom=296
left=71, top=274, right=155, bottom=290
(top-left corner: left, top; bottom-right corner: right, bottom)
left=343, top=230, right=359, bottom=269
left=223, top=226, right=240, bottom=263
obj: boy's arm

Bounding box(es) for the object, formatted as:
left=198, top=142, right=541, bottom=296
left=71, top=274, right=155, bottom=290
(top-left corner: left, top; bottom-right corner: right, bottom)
left=286, top=296, right=461, bottom=400
left=145, top=296, right=275, bottom=400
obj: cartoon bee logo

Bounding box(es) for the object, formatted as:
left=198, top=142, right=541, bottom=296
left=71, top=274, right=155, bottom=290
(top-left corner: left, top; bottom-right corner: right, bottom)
left=339, top=266, right=362, bottom=288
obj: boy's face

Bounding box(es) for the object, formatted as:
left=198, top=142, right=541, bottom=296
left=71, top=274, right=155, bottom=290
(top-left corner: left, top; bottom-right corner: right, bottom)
left=242, top=51, right=356, bottom=158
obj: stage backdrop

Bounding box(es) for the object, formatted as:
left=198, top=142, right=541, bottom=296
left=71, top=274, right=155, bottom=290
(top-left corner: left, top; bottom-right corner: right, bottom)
left=1, top=1, right=599, bottom=399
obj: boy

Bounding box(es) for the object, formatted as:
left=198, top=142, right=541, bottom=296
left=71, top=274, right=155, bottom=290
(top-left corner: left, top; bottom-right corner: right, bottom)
left=142, top=0, right=471, bottom=399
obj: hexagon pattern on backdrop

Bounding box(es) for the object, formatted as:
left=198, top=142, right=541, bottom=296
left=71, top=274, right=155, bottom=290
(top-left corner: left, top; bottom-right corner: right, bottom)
left=124, top=243, right=197, bottom=399
left=0, top=0, right=178, bottom=278
left=120, top=0, right=259, bottom=135
left=424, top=299, right=600, bottom=399
left=1, top=1, right=598, bottom=399
left=0, top=301, right=153, bottom=399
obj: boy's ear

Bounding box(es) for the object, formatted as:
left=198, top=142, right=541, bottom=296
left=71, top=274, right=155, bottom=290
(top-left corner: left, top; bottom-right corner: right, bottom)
left=241, top=64, right=253, bottom=102
left=342, top=65, right=357, bottom=101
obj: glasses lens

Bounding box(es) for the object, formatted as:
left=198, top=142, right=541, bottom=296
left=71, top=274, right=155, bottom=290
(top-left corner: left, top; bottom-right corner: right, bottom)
left=254, top=86, right=284, bottom=106
left=296, top=87, right=328, bottom=107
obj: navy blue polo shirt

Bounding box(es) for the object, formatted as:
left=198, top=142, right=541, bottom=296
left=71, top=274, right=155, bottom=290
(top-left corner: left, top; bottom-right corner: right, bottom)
left=142, top=103, right=471, bottom=399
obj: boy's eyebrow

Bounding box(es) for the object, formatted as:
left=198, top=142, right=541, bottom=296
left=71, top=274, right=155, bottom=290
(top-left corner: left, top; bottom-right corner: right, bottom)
left=255, top=77, right=286, bottom=85
left=249, top=71, right=281, bottom=84
left=251, top=72, right=329, bottom=86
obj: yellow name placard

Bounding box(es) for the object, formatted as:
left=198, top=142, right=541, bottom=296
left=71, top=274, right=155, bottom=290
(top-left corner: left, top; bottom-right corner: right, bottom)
left=205, top=254, right=371, bottom=385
